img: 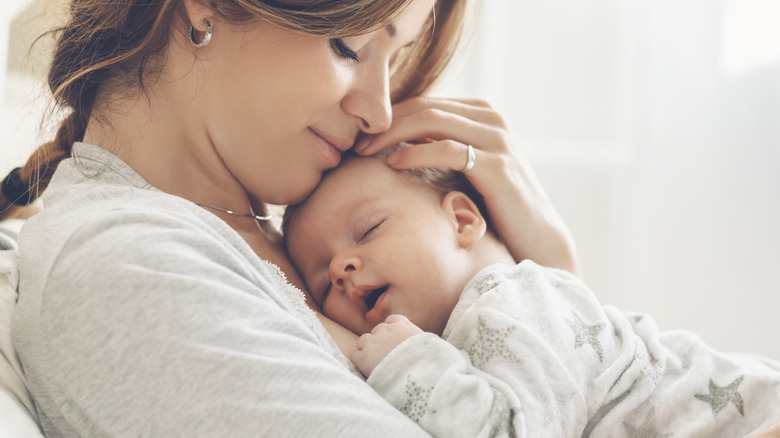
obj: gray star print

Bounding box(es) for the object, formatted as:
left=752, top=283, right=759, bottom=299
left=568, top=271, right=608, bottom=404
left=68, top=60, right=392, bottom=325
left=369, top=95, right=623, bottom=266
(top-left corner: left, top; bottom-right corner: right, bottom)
left=622, top=407, right=672, bottom=438
left=400, top=376, right=435, bottom=423
left=466, top=315, right=522, bottom=368
left=487, top=390, right=517, bottom=437
left=623, top=420, right=672, bottom=438
left=472, top=273, right=500, bottom=295
left=535, top=389, right=567, bottom=433
left=695, top=375, right=745, bottom=416
left=566, top=311, right=605, bottom=361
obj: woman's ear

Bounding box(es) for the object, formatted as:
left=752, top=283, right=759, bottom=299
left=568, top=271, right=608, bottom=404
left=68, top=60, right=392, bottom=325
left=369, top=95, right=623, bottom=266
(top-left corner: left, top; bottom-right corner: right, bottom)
left=441, top=191, right=487, bottom=249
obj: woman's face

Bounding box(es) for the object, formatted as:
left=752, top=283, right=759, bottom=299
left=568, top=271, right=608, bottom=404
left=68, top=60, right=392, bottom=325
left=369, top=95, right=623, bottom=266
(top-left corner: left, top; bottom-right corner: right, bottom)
left=197, top=0, right=434, bottom=205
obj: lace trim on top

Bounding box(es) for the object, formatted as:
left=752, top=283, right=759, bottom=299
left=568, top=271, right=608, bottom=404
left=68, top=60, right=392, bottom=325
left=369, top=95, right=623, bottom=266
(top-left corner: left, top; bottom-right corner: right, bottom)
left=258, top=259, right=360, bottom=376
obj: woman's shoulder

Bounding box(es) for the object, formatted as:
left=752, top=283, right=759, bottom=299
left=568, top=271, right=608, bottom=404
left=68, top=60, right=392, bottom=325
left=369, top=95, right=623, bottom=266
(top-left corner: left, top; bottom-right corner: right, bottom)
left=15, top=174, right=272, bottom=319
left=20, top=184, right=233, bottom=263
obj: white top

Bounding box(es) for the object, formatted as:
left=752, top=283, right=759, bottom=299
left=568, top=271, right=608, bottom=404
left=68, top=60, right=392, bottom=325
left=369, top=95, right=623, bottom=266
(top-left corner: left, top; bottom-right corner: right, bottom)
left=13, top=143, right=429, bottom=437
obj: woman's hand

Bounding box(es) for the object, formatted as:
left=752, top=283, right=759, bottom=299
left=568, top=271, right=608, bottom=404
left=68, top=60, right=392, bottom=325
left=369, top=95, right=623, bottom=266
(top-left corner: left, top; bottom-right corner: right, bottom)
left=351, top=315, right=423, bottom=377
left=355, top=97, right=579, bottom=275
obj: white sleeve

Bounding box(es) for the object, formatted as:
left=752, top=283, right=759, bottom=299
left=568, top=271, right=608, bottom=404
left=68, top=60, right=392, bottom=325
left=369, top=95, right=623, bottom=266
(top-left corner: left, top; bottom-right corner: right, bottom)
left=365, top=262, right=631, bottom=437
left=367, top=333, right=526, bottom=438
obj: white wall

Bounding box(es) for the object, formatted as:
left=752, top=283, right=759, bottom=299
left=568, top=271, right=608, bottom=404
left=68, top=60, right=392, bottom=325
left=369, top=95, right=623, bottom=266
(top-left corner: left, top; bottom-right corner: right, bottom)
left=434, top=0, right=780, bottom=359
left=1, top=0, right=60, bottom=179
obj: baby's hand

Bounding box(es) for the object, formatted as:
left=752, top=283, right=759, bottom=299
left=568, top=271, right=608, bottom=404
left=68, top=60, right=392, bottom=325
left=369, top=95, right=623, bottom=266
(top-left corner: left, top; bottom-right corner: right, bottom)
left=351, top=315, right=423, bottom=377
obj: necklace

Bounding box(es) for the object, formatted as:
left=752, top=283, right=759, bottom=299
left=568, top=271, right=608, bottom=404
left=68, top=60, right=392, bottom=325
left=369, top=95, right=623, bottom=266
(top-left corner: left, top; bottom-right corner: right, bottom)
left=195, top=202, right=272, bottom=221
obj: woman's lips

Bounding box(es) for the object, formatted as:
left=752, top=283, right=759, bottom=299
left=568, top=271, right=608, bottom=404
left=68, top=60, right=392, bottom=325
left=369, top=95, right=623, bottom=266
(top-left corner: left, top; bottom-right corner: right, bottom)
left=309, top=128, right=341, bottom=166
left=313, top=129, right=354, bottom=152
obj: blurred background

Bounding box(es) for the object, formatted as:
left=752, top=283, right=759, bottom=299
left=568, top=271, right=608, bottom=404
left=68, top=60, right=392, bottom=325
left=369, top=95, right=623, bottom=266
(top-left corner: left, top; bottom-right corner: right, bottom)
left=2, top=0, right=779, bottom=358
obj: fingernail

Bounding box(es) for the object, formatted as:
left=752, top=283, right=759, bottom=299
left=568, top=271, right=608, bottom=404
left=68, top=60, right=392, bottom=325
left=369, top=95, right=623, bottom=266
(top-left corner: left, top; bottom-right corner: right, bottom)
left=385, top=153, right=400, bottom=166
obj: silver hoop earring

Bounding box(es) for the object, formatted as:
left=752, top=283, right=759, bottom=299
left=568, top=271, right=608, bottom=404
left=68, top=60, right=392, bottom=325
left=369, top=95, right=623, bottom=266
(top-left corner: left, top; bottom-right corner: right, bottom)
left=189, top=20, right=212, bottom=48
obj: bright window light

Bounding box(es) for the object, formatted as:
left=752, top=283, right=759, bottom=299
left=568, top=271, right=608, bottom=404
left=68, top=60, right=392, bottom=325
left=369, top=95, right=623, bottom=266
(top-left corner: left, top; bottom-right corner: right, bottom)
left=722, top=0, right=780, bottom=78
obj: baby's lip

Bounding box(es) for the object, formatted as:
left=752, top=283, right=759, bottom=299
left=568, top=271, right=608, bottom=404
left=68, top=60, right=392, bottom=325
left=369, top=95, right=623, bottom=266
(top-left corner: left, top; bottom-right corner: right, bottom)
left=351, top=284, right=388, bottom=313
left=364, top=286, right=390, bottom=326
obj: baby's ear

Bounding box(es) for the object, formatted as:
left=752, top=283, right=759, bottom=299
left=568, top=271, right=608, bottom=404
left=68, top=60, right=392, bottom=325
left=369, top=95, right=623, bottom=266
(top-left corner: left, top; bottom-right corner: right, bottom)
left=442, top=191, right=487, bottom=249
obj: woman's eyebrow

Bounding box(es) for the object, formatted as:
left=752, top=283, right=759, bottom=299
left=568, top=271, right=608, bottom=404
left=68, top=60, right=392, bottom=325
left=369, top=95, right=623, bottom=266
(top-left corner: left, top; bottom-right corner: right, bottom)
left=386, top=23, right=397, bottom=37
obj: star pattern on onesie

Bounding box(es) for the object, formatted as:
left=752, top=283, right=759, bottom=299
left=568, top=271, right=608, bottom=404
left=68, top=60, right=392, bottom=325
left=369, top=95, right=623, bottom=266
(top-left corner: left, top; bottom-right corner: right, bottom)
left=535, top=389, right=566, bottom=433
left=467, top=315, right=522, bottom=369
left=622, top=408, right=671, bottom=438
left=487, top=390, right=517, bottom=437
left=400, top=376, right=435, bottom=423
left=694, top=375, right=745, bottom=417
left=565, top=311, right=605, bottom=362
left=622, top=420, right=671, bottom=438
left=472, top=273, right=500, bottom=295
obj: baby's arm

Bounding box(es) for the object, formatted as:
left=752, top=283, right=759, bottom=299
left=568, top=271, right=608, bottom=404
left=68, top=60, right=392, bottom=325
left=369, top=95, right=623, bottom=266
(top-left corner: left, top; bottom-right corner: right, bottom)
left=352, top=315, right=531, bottom=437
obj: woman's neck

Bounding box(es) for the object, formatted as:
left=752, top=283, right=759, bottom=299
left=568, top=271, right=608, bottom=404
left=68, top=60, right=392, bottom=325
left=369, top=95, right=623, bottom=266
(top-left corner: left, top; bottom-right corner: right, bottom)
left=82, top=76, right=285, bottom=267
left=85, top=66, right=270, bottom=242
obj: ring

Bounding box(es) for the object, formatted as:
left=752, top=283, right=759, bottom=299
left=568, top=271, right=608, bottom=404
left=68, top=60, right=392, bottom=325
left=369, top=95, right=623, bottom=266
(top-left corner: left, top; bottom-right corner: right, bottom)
left=462, top=145, right=476, bottom=172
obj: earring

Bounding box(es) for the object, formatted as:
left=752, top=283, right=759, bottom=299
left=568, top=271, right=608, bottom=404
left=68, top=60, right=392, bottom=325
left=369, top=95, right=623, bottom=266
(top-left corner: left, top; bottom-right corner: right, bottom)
left=189, top=20, right=212, bottom=48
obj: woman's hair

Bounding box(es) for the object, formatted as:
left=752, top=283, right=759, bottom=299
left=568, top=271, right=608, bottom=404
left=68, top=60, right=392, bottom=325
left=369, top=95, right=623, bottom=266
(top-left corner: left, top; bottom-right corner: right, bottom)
left=0, top=0, right=472, bottom=219
left=282, top=143, right=492, bottom=238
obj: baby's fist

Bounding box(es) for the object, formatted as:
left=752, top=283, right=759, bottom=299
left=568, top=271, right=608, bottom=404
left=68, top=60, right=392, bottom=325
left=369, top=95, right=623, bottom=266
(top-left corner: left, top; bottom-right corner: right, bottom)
left=351, top=315, right=423, bottom=377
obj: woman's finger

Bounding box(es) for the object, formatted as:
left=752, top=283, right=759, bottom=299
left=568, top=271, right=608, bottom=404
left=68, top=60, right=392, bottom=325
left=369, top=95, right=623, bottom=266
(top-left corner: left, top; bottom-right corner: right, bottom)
left=391, top=96, right=505, bottom=128
left=385, top=140, right=498, bottom=186
left=356, top=108, right=508, bottom=156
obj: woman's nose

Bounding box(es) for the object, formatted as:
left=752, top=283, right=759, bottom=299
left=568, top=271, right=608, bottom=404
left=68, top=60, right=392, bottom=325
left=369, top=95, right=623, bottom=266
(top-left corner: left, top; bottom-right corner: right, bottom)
left=342, top=64, right=392, bottom=134
left=329, top=253, right=362, bottom=290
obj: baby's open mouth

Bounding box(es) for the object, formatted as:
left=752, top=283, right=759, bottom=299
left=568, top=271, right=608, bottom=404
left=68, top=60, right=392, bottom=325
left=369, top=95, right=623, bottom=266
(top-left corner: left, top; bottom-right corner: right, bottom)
left=364, top=286, right=388, bottom=311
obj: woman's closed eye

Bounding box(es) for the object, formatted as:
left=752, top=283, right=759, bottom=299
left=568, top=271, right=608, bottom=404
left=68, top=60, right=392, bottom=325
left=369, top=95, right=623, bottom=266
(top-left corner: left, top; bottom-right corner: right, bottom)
left=330, top=38, right=359, bottom=62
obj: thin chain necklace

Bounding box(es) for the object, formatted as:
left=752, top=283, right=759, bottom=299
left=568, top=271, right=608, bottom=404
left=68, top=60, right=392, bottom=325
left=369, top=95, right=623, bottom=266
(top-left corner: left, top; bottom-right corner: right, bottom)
left=195, top=202, right=272, bottom=221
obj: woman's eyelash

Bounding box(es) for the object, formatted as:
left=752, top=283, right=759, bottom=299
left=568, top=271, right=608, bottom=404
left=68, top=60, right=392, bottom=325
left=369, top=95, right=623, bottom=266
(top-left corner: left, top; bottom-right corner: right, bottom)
left=330, top=38, right=360, bottom=62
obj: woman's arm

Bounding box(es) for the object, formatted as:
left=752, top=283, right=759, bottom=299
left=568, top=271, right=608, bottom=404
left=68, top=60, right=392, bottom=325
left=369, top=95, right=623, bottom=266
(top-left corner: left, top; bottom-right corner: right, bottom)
left=355, top=97, right=579, bottom=275
left=316, top=312, right=358, bottom=358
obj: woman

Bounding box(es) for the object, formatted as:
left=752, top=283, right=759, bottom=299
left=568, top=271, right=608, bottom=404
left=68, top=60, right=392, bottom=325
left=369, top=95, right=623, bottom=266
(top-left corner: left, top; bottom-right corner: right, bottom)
left=0, top=0, right=577, bottom=436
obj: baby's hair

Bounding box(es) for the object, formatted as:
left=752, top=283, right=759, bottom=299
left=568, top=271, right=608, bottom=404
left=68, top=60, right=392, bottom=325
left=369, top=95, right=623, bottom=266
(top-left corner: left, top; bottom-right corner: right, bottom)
left=282, top=142, right=492, bottom=240
left=374, top=143, right=491, bottom=228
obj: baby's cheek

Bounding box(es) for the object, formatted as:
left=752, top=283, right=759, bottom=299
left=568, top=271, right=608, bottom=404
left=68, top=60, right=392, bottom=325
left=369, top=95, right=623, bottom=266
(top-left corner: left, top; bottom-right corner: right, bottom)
left=323, top=298, right=362, bottom=333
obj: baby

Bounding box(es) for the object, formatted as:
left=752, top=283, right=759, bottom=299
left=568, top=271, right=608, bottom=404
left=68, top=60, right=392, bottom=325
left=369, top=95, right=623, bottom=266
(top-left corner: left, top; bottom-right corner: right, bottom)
left=283, top=146, right=780, bottom=437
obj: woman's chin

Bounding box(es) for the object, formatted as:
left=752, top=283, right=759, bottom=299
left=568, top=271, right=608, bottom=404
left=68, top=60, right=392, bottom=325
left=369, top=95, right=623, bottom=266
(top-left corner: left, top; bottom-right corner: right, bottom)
left=275, top=177, right=323, bottom=206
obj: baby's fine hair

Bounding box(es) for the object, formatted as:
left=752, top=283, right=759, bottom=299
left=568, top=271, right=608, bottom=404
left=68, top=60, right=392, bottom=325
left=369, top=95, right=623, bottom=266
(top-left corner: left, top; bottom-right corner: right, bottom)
left=374, top=143, right=491, bottom=227
left=282, top=142, right=492, bottom=237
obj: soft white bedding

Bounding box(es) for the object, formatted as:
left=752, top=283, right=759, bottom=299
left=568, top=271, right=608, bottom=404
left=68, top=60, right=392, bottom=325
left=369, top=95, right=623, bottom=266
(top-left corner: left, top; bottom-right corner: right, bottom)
left=0, top=220, right=43, bottom=437
left=0, top=389, right=43, bottom=438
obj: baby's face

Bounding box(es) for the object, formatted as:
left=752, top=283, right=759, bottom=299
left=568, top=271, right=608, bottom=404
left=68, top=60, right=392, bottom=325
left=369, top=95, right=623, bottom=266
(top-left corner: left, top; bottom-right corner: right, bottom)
left=286, top=157, right=469, bottom=335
